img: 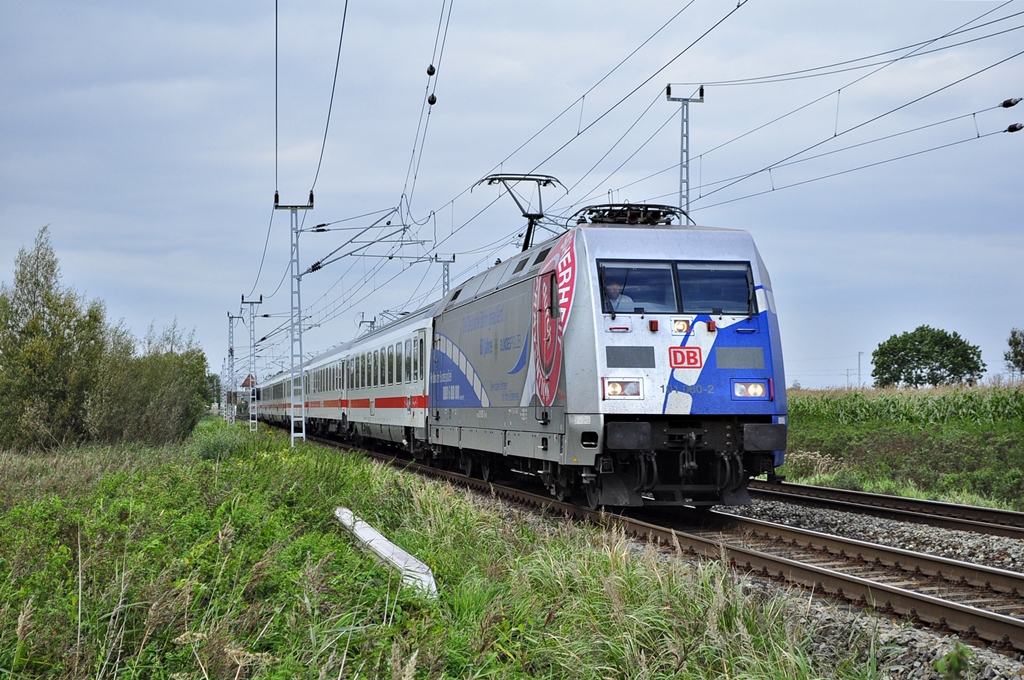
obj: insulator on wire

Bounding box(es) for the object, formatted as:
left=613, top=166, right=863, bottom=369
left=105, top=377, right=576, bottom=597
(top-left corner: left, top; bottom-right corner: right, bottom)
left=428, top=94, right=437, bottom=106
left=427, top=64, right=436, bottom=76
left=1007, top=123, right=1023, bottom=133
left=1001, top=98, right=1021, bottom=108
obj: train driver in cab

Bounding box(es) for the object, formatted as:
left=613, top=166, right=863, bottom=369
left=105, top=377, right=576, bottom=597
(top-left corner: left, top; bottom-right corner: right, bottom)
left=604, top=273, right=635, bottom=313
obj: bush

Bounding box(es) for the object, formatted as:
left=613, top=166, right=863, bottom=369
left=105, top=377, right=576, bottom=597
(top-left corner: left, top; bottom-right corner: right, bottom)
left=85, top=323, right=208, bottom=445
left=0, top=228, right=211, bottom=450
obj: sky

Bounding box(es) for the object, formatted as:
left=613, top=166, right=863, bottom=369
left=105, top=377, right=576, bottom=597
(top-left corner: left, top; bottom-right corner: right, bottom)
left=2, top=0, right=1022, bottom=389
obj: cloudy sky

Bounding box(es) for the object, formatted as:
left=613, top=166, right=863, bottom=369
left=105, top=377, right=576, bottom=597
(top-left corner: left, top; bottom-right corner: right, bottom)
left=2, top=0, right=1022, bottom=389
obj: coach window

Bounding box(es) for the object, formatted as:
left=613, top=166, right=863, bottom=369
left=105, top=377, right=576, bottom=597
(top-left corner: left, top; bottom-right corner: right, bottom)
left=419, top=337, right=425, bottom=380
left=378, top=346, right=385, bottom=385
left=403, top=340, right=411, bottom=383
left=395, top=343, right=403, bottom=385
left=369, top=350, right=375, bottom=387
left=412, top=338, right=419, bottom=381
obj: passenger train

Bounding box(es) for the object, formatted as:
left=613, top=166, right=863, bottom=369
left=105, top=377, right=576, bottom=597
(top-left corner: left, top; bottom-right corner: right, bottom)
left=258, top=203, right=787, bottom=508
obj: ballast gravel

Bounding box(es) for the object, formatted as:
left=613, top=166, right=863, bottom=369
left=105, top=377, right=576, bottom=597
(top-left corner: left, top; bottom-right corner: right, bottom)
left=461, top=487, right=1024, bottom=679
left=716, top=499, right=1024, bottom=579
left=718, top=498, right=1024, bottom=678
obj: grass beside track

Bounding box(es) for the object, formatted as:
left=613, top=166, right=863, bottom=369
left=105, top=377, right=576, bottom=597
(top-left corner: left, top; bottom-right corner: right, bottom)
left=784, top=386, right=1024, bottom=511
left=0, top=419, right=885, bottom=679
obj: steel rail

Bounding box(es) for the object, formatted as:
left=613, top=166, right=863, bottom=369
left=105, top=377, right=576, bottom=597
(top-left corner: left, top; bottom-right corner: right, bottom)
left=298, top=433, right=1024, bottom=651
left=748, top=480, right=1024, bottom=540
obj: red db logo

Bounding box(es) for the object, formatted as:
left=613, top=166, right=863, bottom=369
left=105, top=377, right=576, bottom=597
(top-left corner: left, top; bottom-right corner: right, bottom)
left=669, top=346, right=703, bottom=369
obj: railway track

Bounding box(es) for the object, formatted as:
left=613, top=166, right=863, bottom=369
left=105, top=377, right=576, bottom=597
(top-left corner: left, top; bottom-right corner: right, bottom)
left=749, top=480, right=1024, bottom=540
left=299, top=433, right=1024, bottom=652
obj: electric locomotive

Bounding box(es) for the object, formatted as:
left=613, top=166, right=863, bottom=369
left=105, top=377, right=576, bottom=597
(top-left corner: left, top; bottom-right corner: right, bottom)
left=259, top=203, right=787, bottom=508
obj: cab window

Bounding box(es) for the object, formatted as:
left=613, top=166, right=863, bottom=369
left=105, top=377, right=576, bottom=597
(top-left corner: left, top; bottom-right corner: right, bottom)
left=677, top=262, right=754, bottom=315
left=598, top=262, right=676, bottom=314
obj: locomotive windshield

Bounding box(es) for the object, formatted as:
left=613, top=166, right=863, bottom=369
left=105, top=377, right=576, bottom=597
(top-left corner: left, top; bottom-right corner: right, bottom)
left=677, top=262, right=753, bottom=315
left=599, top=260, right=755, bottom=315
left=599, top=262, right=676, bottom=314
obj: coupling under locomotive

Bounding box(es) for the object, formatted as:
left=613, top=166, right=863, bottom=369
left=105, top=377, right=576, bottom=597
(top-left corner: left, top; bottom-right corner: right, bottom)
left=259, top=203, right=787, bottom=509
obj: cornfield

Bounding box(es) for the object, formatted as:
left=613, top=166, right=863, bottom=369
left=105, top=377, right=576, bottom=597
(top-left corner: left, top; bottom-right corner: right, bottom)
left=789, top=385, right=1024, bottom=426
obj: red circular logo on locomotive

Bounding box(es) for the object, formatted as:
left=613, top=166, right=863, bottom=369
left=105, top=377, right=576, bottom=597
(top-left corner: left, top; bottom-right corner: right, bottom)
left=532, top=231, right=577, bottom=407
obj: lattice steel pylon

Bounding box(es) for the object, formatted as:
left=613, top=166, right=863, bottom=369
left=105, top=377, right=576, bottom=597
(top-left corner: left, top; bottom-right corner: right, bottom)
left=665, top=84, right=703, bottom=223
left=220, top=358, right=228, bottom=422
left=227, top=312, right=244, bottom=424
left=241, top=295, right=262, bottom=432
left=275, top=191, right=314, bottom=447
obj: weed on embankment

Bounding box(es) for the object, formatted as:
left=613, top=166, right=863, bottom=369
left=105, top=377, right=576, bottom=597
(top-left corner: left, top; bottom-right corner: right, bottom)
left=784, top=386, right=1024, bottom=510
left=0, top=419, right=882, bottom=678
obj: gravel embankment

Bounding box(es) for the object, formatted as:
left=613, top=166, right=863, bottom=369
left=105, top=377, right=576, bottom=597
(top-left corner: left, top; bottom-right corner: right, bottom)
left=717, top=499, right=1024, bottom=575
left=464, top=488, right=1024, bottom=678
left=719, top=498, right=1024, bottom=678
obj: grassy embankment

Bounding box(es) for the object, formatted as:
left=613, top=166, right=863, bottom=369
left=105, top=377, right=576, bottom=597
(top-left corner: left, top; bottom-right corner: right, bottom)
left=781, top=384, right=1024, bottom=510
left=0, top=419, right=883, bottom=679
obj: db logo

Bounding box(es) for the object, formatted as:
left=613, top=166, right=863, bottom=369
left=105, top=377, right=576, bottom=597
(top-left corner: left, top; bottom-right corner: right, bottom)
left=669, top=346, right=703, bottom=369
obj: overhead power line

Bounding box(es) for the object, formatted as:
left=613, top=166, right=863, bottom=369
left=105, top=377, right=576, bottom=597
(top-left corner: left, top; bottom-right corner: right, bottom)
left=310, top=0, right=352, bottom=192
left=696, top=45, right=1024, bottom=206
left=677, top=11, right=1024, bottom=88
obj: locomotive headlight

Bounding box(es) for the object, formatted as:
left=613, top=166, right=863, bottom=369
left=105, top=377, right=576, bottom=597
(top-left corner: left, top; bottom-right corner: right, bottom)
left=603, top=378, right=643, bottom=399
left=733, top=381, right=767, bottom=398
left=672, top=319, right=691, bottom=334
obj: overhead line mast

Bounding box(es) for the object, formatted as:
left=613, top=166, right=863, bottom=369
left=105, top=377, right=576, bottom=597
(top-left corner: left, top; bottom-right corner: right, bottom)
left=227, top=311, right=245, bottom=423
left=665, top=84, right=703, bottom=223
left=241, top=295, right=263, bottom=433
left=275, top=190, right=314, bottom=447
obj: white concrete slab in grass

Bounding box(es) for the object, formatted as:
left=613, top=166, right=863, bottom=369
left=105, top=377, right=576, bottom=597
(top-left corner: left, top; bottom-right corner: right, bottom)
left=334, top=507, right=438, bottom=598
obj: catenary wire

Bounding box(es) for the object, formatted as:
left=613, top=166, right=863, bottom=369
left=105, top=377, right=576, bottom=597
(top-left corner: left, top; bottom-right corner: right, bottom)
left=310, top=0, right=352, bottom=192
left=695, top=44, right=1024, bottom=206
left=692, top=2, right=1020, bottom=203
left=677, top=11, right=1024, bottom=88
left=665, top=128, right=1011, bottom=211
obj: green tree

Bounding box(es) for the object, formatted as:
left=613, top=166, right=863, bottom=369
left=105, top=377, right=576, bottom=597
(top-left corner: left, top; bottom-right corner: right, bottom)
left=0, top=227, right=107, bottom=449
left=0, top=228, right=210, bottom=450
left=871, top=325, right=985, bottom=388
left=1005, top=328, right=1024, bottom=380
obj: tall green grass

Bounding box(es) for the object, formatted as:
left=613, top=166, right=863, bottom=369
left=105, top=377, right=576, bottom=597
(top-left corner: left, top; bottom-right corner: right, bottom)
left=785, top=385, right=1024, bottom=509
left=789, top=385, right=1024, bottom=426
left=0, top=420, right=883, bottom=678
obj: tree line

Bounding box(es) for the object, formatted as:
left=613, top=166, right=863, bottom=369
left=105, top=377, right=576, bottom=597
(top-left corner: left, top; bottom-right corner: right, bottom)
left=0, top=228, right=210, bottom=450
